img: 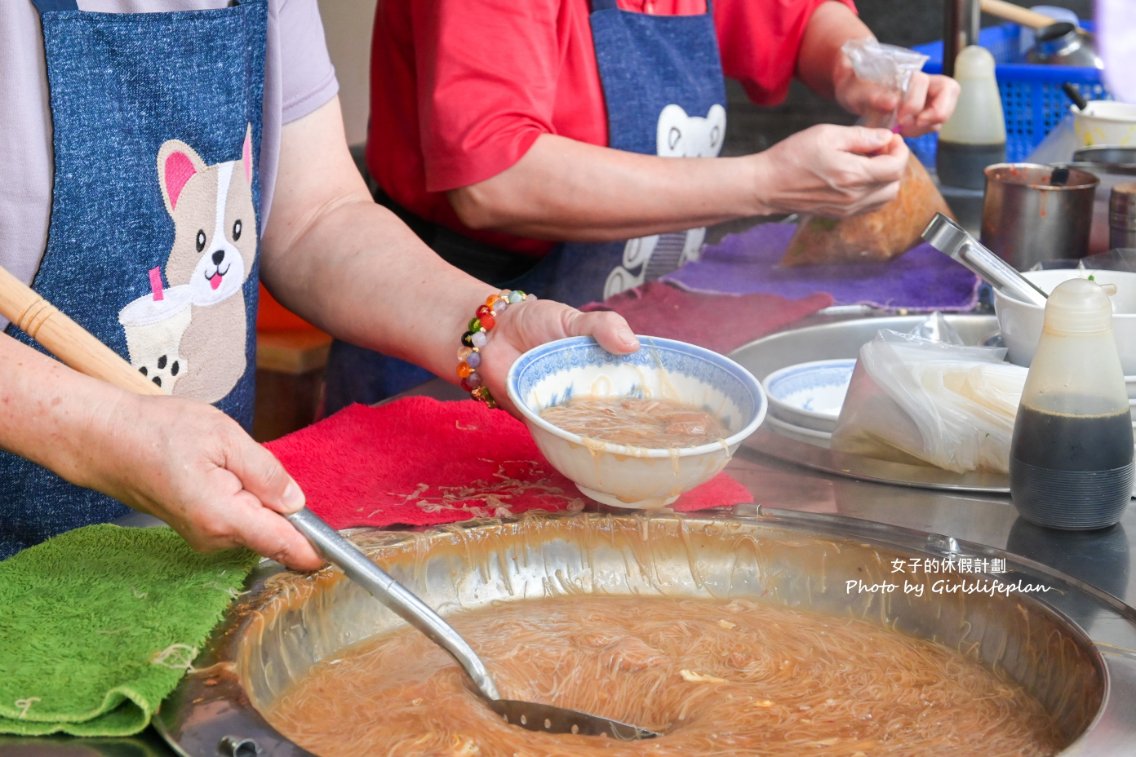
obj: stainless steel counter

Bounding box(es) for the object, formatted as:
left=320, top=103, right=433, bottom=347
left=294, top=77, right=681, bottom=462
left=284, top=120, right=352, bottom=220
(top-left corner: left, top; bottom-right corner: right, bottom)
left=427, top=356, right=1136, bottom=609
left=390, top=367, right=1136, bottom=647
left=723, top=309, right=1136, bottom=652
left=6, top=329, right=1135, bottom=755
left=728, top=440, right=1136, bottom=643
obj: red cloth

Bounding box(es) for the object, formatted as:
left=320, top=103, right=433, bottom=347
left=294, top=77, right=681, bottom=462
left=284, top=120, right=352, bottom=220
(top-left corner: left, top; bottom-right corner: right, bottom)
left=367, top=0, right=855, bottom=255
left=265, top=397, right=752, bottom=530
left=581, top=281, right=833, bottom=354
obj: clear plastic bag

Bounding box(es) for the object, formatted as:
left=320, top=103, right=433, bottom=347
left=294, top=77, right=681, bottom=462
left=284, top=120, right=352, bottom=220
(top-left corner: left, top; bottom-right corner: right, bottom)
left=831, top=315, right=1028, bottom=473
left=1025, top=113, right=1078, bottom=165
left=841, top=40, right=929, bottom=130
left=781, top=40, right=954, bottom=266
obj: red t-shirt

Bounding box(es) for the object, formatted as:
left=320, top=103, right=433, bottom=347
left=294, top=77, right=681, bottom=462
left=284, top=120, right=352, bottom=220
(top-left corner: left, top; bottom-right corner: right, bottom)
left=367, top=0, right=856, bottom=255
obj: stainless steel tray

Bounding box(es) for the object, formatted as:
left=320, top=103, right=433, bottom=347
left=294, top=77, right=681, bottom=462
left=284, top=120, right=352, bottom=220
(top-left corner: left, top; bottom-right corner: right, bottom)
left=731, top=313, right=1009, bottom=493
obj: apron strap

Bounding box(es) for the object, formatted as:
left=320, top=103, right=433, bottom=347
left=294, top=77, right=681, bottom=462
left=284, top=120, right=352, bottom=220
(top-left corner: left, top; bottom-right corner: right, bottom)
left=31, top=0, right=251, bottom=12
left=30, top=0, right=79, bottom=13
left=589, top=0, right=712, bottom=13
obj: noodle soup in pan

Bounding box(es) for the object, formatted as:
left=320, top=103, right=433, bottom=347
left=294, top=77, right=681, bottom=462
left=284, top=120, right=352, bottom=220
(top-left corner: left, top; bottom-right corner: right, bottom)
left=265, top=595, right=1059, bottom=755
left=156, top=513, right=1133, bottom=756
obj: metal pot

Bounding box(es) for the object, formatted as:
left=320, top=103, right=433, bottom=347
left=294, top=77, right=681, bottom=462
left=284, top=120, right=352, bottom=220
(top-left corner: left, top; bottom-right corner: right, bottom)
left=981, top=162, right=1099, bottom=269
left=153, top=510, right=1136, bottom=755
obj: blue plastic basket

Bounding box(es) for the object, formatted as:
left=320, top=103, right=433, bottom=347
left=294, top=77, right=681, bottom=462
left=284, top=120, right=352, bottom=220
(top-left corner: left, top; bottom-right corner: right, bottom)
left=906, top=22, right=1111, bottom=167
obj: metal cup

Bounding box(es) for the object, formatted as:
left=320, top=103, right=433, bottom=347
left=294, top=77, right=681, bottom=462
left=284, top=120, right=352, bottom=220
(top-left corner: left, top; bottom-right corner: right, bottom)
left=1054, top=161, right=1136, bottom=254
left=1111, top=182, right=1136, bottom=250
left=980, top=163, right=1099, bottom=270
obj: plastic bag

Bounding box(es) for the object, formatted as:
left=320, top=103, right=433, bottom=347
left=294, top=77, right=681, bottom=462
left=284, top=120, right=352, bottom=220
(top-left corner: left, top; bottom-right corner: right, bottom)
left=781, top=155, right=952, bottom=265
left=831, top=315, right=1028, bottom=473
left=1025, top=113, right=1078, bottom=165
left=841, top=40, right=929, bottom=130
left=781, top=40, right=954, bottom=267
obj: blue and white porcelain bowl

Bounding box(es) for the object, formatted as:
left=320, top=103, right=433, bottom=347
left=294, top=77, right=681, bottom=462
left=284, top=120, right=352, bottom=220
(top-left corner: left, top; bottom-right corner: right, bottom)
left=506, top=336, right=766, bottom=509
left=762, top=358, right=856, bottom=434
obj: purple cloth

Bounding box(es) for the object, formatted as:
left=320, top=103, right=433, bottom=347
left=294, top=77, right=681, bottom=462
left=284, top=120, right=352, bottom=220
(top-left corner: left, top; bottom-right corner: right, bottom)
left=662, top=222, right=981, bottom=312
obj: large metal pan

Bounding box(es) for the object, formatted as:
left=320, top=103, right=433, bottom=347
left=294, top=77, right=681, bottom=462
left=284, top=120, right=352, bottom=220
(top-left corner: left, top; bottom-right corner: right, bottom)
left=154, top=510, right=1136, bottom=755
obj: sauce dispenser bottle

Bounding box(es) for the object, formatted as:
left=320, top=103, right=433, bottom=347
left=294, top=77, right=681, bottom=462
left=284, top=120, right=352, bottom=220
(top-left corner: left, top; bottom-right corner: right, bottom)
left=1010, top=278, right=1134, bottom=529
left=936, top=45, right=1006, bottom=190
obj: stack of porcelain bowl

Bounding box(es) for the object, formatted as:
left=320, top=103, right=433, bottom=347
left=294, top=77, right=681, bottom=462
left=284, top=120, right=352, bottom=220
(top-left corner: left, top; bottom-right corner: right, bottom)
left=993, top=268, right=1136, bottom=436
left=759, top=358, right=856, bottom=443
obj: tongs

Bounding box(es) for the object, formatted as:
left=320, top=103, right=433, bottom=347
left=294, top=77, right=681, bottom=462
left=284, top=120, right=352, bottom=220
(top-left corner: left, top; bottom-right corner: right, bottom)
left=0, top=264, right=658, bottom=742
left=921, top=213, right=1049, bottom=307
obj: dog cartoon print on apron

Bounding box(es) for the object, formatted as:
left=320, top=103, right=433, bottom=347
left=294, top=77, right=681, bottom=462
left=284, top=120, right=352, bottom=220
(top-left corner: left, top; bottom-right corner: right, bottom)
left=0, top=0, right=266, bottom=559
left=120, top=126, right=258, bottom=402
left=517, top=0, right=727, bottom=306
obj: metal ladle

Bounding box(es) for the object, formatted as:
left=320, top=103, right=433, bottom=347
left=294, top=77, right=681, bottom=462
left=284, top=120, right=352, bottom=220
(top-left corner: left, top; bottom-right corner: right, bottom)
left=921, top=213, right=1049, bottom=306
left=286, top=510, right=659, bottom=740
left=0, top=264, right=657, bottom=742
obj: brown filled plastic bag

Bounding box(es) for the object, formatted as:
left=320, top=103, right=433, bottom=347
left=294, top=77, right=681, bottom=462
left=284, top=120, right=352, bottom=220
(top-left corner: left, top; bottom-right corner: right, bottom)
left=781, top=154, right=954, bottom=266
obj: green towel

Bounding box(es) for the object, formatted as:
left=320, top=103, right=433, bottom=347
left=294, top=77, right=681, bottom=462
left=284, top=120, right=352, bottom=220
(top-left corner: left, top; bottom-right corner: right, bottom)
left=0, top=523, right=258, bottom=737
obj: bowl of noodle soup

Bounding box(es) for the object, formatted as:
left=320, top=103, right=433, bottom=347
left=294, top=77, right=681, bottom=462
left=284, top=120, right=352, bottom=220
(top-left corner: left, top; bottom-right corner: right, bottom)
left=506, top=335, right=766, bottom=509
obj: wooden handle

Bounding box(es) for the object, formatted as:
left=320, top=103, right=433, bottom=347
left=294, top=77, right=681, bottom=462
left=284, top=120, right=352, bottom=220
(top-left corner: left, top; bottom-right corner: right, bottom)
left=0, top=265, right=164, bottom=396
left=979, top=0, right=1062, bottom=30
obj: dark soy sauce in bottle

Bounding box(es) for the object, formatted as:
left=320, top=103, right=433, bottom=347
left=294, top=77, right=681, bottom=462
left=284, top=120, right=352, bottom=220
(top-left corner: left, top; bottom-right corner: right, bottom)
left=1010, top=400, right=1135, bottom=529
left=936, top=46, right=1006, bottom=190
left=936, top=141, right=1006, bottom=191
left=1009, top=278, right=1135, bottom=530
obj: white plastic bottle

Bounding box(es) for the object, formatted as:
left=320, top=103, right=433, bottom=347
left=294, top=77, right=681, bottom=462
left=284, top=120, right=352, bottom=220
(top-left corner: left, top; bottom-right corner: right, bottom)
left=1009, top=278, right=1134, bottom=529
left=936, top=45, right=1007, bottom=190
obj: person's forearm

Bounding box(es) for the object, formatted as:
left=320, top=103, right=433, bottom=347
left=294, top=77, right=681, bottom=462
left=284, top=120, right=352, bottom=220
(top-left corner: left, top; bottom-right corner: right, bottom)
left=447, top=134, right=765, bottom=241
left=265, top=197, right=493, bottom=377
left=0, top=334, right=122, bottom=486
left=1, top=321, right=324, bottom=569
left=796, top=1, right=875, bottom=100
left=259, top=99, right=500, bottom=379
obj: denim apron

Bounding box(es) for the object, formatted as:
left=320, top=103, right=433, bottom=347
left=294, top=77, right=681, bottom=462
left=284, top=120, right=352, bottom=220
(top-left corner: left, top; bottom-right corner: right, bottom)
left=323, top=0, right=727, bottom=411
left=1, top=0, right=266, bottom=558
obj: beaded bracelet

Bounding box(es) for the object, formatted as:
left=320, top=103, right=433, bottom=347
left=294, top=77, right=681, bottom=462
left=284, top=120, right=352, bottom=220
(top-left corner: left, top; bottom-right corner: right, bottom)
left=457, top=289, right=530, bottom=408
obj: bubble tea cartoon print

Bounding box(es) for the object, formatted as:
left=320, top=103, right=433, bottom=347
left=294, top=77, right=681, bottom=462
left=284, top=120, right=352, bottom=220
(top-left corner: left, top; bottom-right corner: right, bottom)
left=118, top=126, right=257, bottom=403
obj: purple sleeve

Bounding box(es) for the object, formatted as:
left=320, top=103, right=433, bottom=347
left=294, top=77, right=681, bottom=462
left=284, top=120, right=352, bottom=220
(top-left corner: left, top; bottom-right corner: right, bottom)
left=276, top=0, right=339, bottom=124
left=259, top=0, right=339, bottom=228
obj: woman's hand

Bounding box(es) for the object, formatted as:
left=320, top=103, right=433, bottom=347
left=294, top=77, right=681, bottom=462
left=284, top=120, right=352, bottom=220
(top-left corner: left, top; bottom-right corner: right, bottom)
left=477, top=298, right=639, bottom=415
left=835, top=66, right=960, bottom=138
left=0, top=336, right=323, bottom=570
left=77, top=393, right=325, bottom=571
left=796, top=6, right=958, bottom=138
left=894, top=72, right=960, bottom=136
left=752, top=124, right=909, bottom=217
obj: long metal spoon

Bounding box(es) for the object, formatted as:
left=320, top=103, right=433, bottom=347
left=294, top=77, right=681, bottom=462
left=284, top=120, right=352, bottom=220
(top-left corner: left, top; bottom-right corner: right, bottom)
left=286, top=508, right=659, bottom=740
left=921, top=213, right=1050, bottom=307
left=0, top=265, right=655, bottom=741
